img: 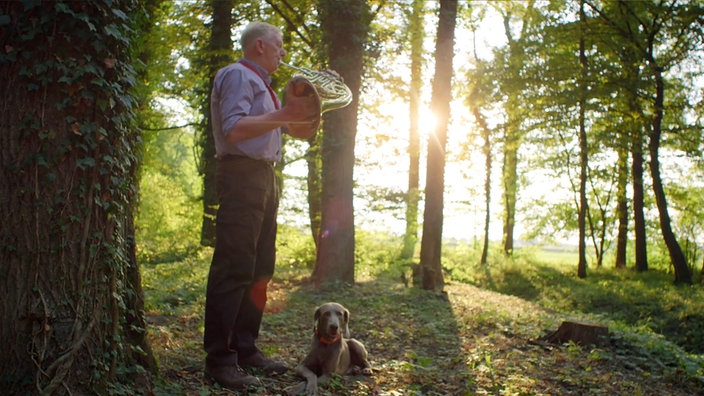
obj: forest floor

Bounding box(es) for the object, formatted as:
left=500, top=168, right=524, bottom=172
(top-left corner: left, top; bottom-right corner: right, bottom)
left=144, top=267, right=704, bottom=395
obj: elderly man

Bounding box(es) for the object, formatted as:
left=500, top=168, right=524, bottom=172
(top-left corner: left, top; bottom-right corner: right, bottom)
left=203, top=21, right=318, bottom=390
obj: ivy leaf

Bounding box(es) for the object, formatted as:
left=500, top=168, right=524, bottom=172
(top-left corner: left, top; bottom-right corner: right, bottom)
left=76, top=157, right=96, bottom=170
left=112, top=9, right=128, bottom=21
left=104, top=24, right=121, bottom=38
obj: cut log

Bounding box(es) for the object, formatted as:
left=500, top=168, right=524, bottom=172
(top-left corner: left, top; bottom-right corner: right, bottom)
left=542, top=321, right=609, bottom=346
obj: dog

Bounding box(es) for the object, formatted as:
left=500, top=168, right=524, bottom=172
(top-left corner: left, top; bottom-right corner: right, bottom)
left=287, top=302, right=372, bottom=396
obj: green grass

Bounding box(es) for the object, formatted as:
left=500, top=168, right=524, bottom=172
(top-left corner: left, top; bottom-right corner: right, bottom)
left=140, top=228, right=704, bottom=395
left=441, top=242, right=704, bottom=356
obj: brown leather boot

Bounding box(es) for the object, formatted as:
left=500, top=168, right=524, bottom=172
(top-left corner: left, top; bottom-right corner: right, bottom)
left=204, top=362, right=261, bottom=390
left=238, top=349, right=287, bottom=375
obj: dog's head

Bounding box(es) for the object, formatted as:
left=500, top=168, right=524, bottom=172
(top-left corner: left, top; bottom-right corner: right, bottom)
left=313, top=302, right=350, bottom=341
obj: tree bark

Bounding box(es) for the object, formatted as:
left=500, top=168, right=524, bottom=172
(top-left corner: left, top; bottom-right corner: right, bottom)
left=313, top=0, right=370, bottom=284
left=199, top=0, right=235, bottom=247
left=0, top=1, right=152, bottom=392
left=419, top=0, right=458, bottom=291
left=306, top=133, right=323, bottom=248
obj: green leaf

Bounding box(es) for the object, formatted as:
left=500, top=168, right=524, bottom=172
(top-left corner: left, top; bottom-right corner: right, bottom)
left=77, top=157, right=96, bottom=170
left=104, top=24, right=121, bottom=38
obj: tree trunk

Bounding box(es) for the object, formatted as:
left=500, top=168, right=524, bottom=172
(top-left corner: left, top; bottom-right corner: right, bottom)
left=497, top=6, right=530, bottom=257
left=502, top=131, right=518, bottom=256
left=467, top=85, right=492, bottom=266
left=199, top=0, right=235, bottom=247
left=614, top=142, right=629, bottom=268
left=401, top=0, right=424, bottom=261
left=577, top=0, right=588, bottom=279
left=419, top=0, right=458, bottom=291
left=313, top=0, right=370, bottom=284
left=0, top=1, right=152, bottom=393
left=306, top=134, right=323, bottom=248
left=632, top=126, right=648, bottom=272
left=647, top=66, right=691, bottom=284
left=543, top=321, right=609, bottom=346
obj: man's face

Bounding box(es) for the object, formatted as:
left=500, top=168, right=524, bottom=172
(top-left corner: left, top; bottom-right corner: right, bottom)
left=260, top=32, right=285, bottom=74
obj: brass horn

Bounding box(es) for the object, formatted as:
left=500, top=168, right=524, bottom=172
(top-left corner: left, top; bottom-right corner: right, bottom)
left=279, top=62, right=353, bottom=132
left=281, top=62, right=353, bottom=113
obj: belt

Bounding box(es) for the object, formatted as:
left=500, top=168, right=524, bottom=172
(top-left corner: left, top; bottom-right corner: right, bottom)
left=218, top=154, right=276, bottom=167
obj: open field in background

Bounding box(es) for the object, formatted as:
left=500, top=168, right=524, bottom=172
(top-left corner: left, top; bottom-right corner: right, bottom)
left=140, top=229, right=704, bottom=395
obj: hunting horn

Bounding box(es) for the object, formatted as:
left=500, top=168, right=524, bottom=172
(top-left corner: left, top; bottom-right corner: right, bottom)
left=280, top=62, right=353, bottom=130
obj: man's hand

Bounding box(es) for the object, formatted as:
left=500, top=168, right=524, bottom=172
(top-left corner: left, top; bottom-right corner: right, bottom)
left=283, top=77, right=320, bottom=139
left=283, top=77, right=320, bottom=120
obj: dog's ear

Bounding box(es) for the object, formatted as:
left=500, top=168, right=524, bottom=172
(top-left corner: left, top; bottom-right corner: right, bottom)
left=313, top=306, right=321, bottom=335
left=343, top=307, right=351, bottom=338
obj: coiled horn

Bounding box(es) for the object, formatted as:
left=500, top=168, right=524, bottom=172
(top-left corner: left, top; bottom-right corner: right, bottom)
left=281, top=62, right=353, bottom=113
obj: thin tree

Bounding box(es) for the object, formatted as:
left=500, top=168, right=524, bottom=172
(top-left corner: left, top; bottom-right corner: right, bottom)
left=419, top=0, right=458, bottom=291
left=1, top=1, right=154, bottom=392
left=312, top=0, right=371, bottom=284
left=493, top=1, right=535, bottom=256
left=614, top=141, right=629, bottom=269
left=468, top=84, right=493, bottom=266
left=577, top=0, right=588, bottom=278
left=401, top=0, right=425, bottom=261
left=647, top=61, right=691, bottom=284
left=466, top=40, right=494, bottom=266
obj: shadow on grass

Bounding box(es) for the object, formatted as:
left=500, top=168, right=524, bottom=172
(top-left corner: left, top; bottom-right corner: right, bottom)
left=262, top=277, right=473, bottom=395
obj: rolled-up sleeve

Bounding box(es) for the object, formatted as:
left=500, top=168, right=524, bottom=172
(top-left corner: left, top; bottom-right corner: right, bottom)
left=213, top=67, right=253, bottom=139
left=211, top=61, right=282, bottom=161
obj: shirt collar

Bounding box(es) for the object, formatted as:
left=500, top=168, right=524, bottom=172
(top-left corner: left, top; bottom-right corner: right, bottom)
left=238, top=58, right=271, bottom=84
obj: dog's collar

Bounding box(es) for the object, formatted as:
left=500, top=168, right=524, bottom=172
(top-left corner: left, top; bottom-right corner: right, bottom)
left=318, top=334, right=341, bottom=345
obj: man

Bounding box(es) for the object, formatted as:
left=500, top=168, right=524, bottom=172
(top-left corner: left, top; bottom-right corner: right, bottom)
left=204, top=21, right=318, bottom=390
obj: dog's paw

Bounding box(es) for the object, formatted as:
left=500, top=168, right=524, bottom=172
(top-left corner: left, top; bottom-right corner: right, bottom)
left=305, top=384, right=318, bottom=396
left=284, top=381, right=306, bottom=396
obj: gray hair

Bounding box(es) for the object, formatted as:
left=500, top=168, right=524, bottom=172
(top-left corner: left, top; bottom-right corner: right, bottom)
left=240, top=22, right=281, bottom=51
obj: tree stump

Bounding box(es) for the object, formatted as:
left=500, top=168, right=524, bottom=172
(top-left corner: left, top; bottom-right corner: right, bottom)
left=542, top=321, right=609, bottom=346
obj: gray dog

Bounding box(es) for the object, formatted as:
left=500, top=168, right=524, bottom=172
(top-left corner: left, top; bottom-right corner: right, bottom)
left=287, top=302, right=372, bottom=396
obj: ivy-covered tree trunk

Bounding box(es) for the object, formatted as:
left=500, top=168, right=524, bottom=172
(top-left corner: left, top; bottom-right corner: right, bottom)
left=313, top=0, right=371, bottom=284
left=198, top=0, right=235, bottom=247
left=419, top=0, right=458, bottom=291
left=0, top=1, right=153, bottom=393
left=401, top=0, right=424, bottom=261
